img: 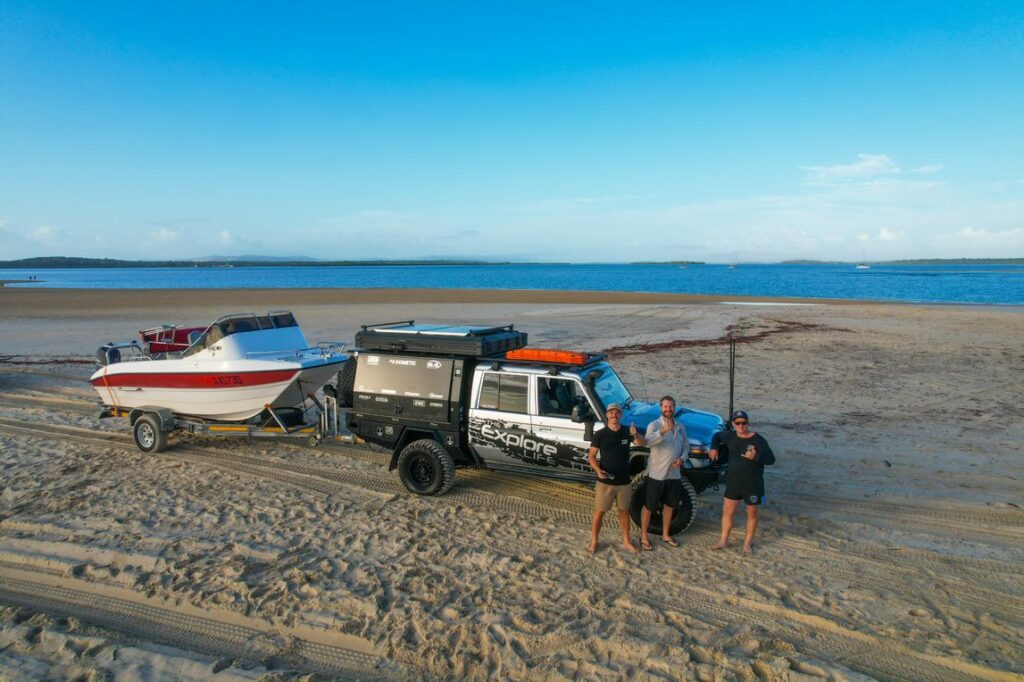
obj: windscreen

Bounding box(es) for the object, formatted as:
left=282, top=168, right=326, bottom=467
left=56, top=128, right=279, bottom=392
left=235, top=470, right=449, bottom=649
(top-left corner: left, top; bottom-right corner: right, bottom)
left=591, top=366, right=631, bottom=410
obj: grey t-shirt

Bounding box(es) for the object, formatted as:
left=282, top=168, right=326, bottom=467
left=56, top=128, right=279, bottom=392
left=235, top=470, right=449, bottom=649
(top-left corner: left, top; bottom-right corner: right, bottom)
left=644, top=418, right=688, bottom=480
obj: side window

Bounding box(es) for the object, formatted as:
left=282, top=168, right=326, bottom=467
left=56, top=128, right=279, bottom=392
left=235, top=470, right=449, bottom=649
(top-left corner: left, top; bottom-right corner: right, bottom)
left=537, top=377, right=582, bottom=418
left=479, top=373, right=500, bottom=410
left=478, top=373, right=528, bottom=413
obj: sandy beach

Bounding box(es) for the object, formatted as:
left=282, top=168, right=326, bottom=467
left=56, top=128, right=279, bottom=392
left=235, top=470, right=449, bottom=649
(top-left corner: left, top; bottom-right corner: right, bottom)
left=1, top=288, right=1021, bottom=680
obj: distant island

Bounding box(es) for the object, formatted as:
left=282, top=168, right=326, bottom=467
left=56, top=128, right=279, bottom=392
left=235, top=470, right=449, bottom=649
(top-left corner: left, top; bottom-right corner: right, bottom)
left=630, top=260, right=705, bottom=265
left=3, top=256, right=1022, bottom=269
left=0, top=256, right=514, bottom=269
left=883, top=258, right=1024, bottom=265
left=783, top=258, right=1024, bottom=265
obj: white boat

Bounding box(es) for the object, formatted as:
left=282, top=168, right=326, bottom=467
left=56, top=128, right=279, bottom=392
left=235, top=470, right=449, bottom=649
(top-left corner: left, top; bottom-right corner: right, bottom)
left=856, top=263, right=871, bottom=270
left=90, top=311, right=348, bottom=421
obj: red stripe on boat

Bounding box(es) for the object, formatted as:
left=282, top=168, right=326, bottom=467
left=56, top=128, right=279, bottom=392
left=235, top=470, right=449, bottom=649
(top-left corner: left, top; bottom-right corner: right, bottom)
left=91, top=369, right=298, bottom=389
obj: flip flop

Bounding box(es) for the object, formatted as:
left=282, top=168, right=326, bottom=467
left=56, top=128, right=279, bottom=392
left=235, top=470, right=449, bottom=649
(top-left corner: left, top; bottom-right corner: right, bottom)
left=641, top=541, right=653, bottom=551
left=663, top=537, right=680, bottom=548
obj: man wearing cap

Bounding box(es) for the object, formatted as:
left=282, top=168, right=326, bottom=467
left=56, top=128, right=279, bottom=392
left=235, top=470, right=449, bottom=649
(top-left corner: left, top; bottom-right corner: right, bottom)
left=587, top=403, right=644, bottom=555
left=641, top=396, right=689, bottom=550
left=711, top=410, right=775, bottom=553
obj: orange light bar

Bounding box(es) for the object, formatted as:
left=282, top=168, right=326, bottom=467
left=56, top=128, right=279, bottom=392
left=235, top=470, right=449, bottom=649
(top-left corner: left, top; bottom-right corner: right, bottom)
left=505, top=348, right=591, bottom=365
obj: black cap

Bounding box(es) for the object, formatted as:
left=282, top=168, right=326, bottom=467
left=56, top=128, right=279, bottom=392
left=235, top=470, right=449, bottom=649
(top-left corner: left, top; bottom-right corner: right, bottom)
left=731, top=410, right=749, bottom=421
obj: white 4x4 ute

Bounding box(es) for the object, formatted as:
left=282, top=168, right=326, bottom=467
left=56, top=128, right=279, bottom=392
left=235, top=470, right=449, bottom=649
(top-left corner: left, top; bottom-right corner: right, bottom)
left=341, top=322, right=726, bottom=534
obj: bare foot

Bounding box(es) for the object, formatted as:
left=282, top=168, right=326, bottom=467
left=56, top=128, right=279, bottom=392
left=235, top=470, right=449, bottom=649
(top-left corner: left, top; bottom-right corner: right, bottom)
left=711, top=542, right=728, bottom=550
left=742, top=545, right=753, bottom=554
left=623, top=541, right=640, bottom=554
left=588, top=541, right=598, bottom=555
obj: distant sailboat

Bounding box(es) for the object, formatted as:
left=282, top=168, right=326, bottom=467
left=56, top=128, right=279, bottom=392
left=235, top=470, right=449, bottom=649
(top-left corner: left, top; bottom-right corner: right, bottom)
left=856, top=263, right=871, bottom=270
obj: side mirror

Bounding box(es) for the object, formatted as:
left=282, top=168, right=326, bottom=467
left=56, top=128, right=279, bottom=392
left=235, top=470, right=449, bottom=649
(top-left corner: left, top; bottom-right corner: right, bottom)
left=570, top=399, right=593, bottom=424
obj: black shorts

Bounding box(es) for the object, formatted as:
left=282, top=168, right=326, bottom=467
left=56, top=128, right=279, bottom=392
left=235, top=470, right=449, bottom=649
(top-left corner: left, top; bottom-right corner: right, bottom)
left=645, top=478, right=683, bottom=510
left=724, top=486, right=764, bottom=506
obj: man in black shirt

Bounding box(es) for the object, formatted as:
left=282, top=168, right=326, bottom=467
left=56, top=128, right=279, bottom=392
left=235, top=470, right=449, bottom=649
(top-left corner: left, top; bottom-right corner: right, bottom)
left=587, top=403, right=645, bottom=555
left=710, top=410, right=775, bottom=553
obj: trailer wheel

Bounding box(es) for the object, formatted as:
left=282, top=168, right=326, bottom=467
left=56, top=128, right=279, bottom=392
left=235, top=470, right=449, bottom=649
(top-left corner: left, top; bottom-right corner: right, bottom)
left=133, top=414, right=167, bottom=453
left=629, top=474, right=697, bottom=535
left=397, top=439, right=455, bottom=496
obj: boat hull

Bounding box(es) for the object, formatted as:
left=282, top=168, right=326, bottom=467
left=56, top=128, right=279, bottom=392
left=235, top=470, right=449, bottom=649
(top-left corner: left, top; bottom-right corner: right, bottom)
left=90, top=358, right=346, bottom=421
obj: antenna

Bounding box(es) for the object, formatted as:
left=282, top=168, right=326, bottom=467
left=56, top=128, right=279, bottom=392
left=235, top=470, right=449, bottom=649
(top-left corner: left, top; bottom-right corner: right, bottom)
left=727, top=335, right=736, bottom=429
left=637, top=363, right=649, bottom=401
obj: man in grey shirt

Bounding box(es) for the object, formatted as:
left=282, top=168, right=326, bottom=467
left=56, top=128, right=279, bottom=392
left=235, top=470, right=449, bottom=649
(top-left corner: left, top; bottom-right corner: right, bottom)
left=641, top=395, right=689, bottom=549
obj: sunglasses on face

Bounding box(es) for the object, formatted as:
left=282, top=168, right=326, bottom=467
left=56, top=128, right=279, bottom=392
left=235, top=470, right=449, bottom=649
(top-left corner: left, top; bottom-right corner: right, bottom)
left=733, top=420, right=748, bottom=425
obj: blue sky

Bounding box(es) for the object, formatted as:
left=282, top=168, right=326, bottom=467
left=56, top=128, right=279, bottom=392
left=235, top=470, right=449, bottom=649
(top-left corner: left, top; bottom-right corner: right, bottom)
left=1, top=2, right=1021, bottom=262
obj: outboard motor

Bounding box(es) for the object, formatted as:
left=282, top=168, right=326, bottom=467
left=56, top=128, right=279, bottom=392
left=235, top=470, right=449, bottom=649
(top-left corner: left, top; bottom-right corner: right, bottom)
left=96, top=344, right=121, bottom=366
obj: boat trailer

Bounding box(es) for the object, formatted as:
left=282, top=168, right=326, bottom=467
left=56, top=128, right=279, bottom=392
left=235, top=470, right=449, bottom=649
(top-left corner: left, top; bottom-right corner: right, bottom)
left=99, top=393, right=359, bottom=453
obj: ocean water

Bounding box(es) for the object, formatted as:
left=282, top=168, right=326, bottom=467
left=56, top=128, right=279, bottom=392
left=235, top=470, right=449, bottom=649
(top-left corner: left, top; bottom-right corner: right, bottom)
left=1, top=263, right=1022, bottom=305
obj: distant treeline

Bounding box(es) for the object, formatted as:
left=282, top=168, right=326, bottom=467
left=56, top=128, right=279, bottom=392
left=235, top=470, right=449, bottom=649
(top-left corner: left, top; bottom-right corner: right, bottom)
left=630, top=260, right=705, bottom=265
left=5, top=256, right=1021, bottom=269
left=883, top=258, right=1024, bottom=265
left=0, top=256, right=511, bottom=268
left=782, top=258, right=1024, bottom=265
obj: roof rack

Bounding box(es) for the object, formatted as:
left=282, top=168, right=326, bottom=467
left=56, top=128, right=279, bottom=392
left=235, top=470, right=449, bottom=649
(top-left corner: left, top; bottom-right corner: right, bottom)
left=355, top=321, right=528, bottom=357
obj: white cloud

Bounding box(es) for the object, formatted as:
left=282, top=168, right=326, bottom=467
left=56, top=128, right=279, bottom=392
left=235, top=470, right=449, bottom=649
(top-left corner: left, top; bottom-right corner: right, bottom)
left=801, top=154, right=901, bottom=182
left=912, top=164, right=943, bottom=174
left=502, top=194, right=654, bottom=212
left=856, top=228, right=904, bottom=242
left=958, top=226, right=1023, bottom=240
left=150, top=227, right=183, bottom=242
left=219, top=229, right=233, bottom=246
left=28, top=225, right=60, bottom=243
left=355, top=210, right=417, bottom=221
left=928, top=225, right=1024, bottom=257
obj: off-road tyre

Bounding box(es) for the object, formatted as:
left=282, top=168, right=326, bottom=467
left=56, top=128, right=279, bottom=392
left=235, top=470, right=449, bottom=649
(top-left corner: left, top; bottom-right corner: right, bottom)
left=629, top=474, right=698, bottom=535
left=336, top=358, right=356, bottom=407
left=133, top=414, right=168, bottom=453
left=397, top=439, right=456, bottom=496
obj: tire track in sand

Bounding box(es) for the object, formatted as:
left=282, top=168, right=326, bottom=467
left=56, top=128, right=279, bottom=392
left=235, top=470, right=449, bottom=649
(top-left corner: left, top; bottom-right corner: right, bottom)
left=0, top=417, right=594, bottom=527
left=0, top=565, right=392, bottom=679
left=1, top=417, right=1019, bottom=681
left=780, top=492, right=1022, bottom=544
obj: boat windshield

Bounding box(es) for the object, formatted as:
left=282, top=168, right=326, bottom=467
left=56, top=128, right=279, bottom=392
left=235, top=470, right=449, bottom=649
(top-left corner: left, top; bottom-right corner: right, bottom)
left=590, top=366, right=633, bottom=411
left=181, top=311, right=299, bottom=357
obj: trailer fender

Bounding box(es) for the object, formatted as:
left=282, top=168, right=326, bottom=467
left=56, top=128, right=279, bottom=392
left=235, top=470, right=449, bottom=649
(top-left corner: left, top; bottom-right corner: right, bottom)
left=128, top=407, right=176, bottom=432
